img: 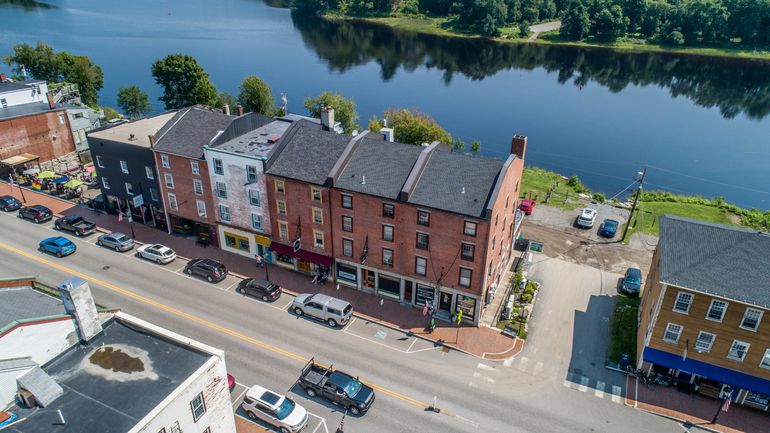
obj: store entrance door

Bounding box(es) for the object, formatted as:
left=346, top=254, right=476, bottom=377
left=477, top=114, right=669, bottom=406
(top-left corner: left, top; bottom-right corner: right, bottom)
left=438, top=291, right=453, bottom=313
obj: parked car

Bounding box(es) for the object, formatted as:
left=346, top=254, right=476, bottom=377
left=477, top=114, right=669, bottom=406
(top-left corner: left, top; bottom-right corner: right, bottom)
left=237, top=278, right=281, bottom=302
left=38, top=236, right=76, bottom=257
left=96, top=232, right=134, bottom=252
left=184, top=258, right=228, bottom=283
left=298, top=358, right=375, bottom=416
left=0, top=195, right=21, bottom=212
left=136, top=244, right=176, bottom=264
left=227, top=373, right=235, bottom=392
left=292, top=293, right=353, bottom=327
left=241, top=384, right=308, bottom=433
left=620, top=267, right=642, bottom=296
left=18, top=205, right=52, bottom=223
left=54, top=215, right=96, bottom=237
left=576, top=208, right=598, bottom=228
left=519, top=199, right=536, bottom=215
left=598, top=218, right=619, bottom=238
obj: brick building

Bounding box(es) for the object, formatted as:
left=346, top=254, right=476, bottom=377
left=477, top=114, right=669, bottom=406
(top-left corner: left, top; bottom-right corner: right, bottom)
left=0, top=94, right=75, bottom=166
left=637, top=216, right=770, bottom=411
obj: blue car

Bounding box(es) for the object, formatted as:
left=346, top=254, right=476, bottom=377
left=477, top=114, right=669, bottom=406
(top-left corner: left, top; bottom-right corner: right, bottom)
left=599, top=218, right=619, bottom=238
left=39, top=236, right=77, bottom=257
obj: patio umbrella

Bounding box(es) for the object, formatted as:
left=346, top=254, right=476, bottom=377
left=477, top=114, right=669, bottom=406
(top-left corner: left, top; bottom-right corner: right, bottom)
left=63, top=179, right=84, bottom=189
left=38, top=171, right=57, bottom=179
left=22, top=168, right=40, bottom=175
left=84, top=165, right=96, bottom=173
left=52, top=176, right=69, bottom=184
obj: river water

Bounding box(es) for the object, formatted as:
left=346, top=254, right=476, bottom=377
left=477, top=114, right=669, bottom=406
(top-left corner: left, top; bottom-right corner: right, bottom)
left=2, top=0, right=770, bottom=209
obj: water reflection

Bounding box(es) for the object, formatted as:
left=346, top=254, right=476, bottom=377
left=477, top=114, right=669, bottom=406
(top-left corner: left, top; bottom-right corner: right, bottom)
left=0, top=0, right=55, bottom=10
left=291, top=12, right=770, bottom=120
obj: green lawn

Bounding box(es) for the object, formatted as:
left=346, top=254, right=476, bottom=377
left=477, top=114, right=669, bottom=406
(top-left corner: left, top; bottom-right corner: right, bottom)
left=623, top=201, right=738, bottom=238
left=608, top=296, right=640, bottom=363
left=520, top=167, right=585, bottom=210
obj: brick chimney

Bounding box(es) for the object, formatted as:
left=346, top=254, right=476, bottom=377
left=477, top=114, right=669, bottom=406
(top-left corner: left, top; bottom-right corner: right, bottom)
left=511, top=135, right=527, bottom=160
left=148, top=134, right=156, bottom=147
left=236, top=104, right=244, bottom=116
left=46, top=92, right=55, bottom=110
left=321, top=107, right=335, bottom=132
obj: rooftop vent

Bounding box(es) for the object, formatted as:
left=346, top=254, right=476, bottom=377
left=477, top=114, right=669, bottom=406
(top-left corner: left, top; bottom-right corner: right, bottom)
left=461, top=186, right=465, bottom=194
left=361, top=176, right=366, bottom=185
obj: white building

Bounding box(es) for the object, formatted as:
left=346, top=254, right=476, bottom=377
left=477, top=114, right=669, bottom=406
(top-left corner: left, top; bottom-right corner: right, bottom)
left=0, top=276, right=236, bottom=433
left=0, top=79, right=48, bottom=108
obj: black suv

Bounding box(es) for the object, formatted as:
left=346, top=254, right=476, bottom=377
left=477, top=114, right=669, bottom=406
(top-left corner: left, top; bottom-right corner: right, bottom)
left=0, top=195, right=21, bottom=212
left=18, top=205, right=53, bottom=223
left=184, top=258, right=228, bottom=283
left=237, top=278, right=281, bottom=302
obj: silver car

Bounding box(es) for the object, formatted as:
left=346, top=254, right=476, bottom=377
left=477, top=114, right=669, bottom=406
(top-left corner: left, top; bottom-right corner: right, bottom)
left=241, top=385, right=308, bottom=433
left=136, top=243, right=176, bottom=264
left=96, top=232, right=134, bottom=252
left=292, top=293, right=353, bottom=327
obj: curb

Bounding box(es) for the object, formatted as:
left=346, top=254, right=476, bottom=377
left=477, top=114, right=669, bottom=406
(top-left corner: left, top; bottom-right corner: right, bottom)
left=637, top=408, right=723, bottom=433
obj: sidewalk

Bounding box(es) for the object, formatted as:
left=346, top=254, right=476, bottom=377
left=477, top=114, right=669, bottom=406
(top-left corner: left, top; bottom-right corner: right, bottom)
left=2, top=182, right=520, bottom=359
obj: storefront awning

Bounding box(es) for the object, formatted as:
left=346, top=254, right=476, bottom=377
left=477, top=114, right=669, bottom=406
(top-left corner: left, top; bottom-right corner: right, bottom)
left=269, top=241, right=333, bottom=267
left=254, top=234, right=271, bottom=247
left=643, top=347, right=770, bottom=395
left=1, top=153, right=39, bottom=167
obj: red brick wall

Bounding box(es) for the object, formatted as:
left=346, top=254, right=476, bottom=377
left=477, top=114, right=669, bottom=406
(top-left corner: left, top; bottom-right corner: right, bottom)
left=154, top=152, right=215, bottom=226
left=0, top=110, right=75, bottom=162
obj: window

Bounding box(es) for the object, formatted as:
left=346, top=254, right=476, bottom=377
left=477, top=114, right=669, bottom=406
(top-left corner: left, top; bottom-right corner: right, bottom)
left=212, top=158, right=223, bottom=175
left=695, top=331, right=716, bottom=352
left=168, top=193, right=178, bottom=210
left=218, top=204, right=230, bottom=222
left=383, top=248, right=393, bottom=267
left=125, top=182, right=133, bottom=195
left=382, top=225, right=394, bottom=242
left=101, top=177, right=110, bottom=190
left=248, top=189, right=260, bottom=207
left=193, top=179, right=203, bottom=196
left=761, top=349, right=770, bottom=369
left=461, top=242, right=475, bottom=261
left=706, top=299, right=728, bottom=322
left=342, top=215, right=353, bottom=232
left=164, top=173, right=174, bottom=189
left=215, top=181, right=227, bottom=199
left=96, top=155, right=104, bottom=168
left=190, top=392, right=206, bottom=422
left=246, top=165, right=257, bottom=183
left=342, top=239, right=353, bottom=257
left=341, top=194, right=352, bottom=209
left=312, top=207, right=323, bottom=224
left=383, top=203, right=395, bottom=218
left=190, top=160, right=200, bottom=175
left=311, top=187, right=322, bottom=202
left=313, top=230, right=324, bottom=248
left=673, top=292, right=694, bottom=314
left=278, top=221, right=288, bottom=240
left=276, top=200, right=287, bottom=216
left=120, top=160, right=129, bottom=174
left=196, top=200, right=207, bottom=218
left=145, top=166, right=154, bottom=179
left=415, top=257, right=427, bottom=276
left=160, top=154, right=170, bottom=168
left=727, top=340, right=750, bottom=361
left=416, top=232, right=429, bottom=250
left=418, top=210, right=430, bottom=226
left=0, top=98, right=6, bottom=108
left=150, top=188, right=158, bottom=202
left=663, top=323, right=683, bottom=343
left=459, top=268, right=472, bottom=287
left=275, top=180, right=285, bottom=193
left=741, top=308, right=763, bottom=331
left=464, top=221, right=477, bottom=237
left=251, top=213, right=263, bottom=231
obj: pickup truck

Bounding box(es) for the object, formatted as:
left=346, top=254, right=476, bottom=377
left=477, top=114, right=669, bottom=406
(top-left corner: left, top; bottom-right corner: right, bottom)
left=297, top=358, right=375, bottom=415
left=54, top=215, right=96, bottom=236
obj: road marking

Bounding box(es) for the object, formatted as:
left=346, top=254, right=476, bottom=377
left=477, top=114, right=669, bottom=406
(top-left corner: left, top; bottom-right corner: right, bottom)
left=611, top=385, right=622, bottom=403
left=0, top=240, right=431, bottom=411
left=406, top=338, right=418, bottom=353
left=595, top=381, right=605, bottom=398
left=578, top=376, right=589, bottom=392
left=472, top=372, right=481, bottom=378
left=517, top=356, right=529, bottom=372
left=503, top=357, right=514, bottom=367
left=476, top=363, right=495, bottom=372
left=533, top=361, right=544, bottom=376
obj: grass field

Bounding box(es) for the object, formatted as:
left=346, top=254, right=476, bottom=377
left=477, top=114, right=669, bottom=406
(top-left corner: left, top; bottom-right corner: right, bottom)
left=520, top=167, right=585, bottom=211
left=608, top=295, right=640, bottom=363
left=624, top=201, right=738, bottom=238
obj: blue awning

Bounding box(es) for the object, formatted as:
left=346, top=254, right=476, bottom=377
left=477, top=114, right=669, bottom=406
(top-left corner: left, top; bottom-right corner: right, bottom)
left=643, top=347, right=770, bottom=395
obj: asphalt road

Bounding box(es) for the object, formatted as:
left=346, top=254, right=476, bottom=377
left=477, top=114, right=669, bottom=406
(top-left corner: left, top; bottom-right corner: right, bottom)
left=0, top=210, right=696, bottom=433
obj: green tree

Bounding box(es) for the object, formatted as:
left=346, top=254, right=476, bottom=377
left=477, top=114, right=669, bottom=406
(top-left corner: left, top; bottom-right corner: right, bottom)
left=116, top=85, right=151, bottom=119
left=561, top=0, right=592, bottom=40
left=101, top=107, right=121, bottom=121
left=238, top=75, right=275, bottom=115
left=453, top=0, right=509, bottom=36
left=724, top=0, right=767, bottom=44
left=374, top=108, right=452, bottom=145
left=151, top=54, right=219, bottom=110
left=621, top=0, right=647, bottom=32
left=593, top=5, right=629, bottom=41
left=216, top=92, right=238, bottom=111
left=451, top=137, right=466, bottom=150
left=471, top=139, right=482, bottom=152
left=56, top=52, right=104, bottom=107
left=303, top=91, right=360, bottom=133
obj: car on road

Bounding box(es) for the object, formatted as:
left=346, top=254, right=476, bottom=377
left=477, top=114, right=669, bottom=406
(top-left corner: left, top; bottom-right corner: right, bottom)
left=292, top=293, right=352, bottom=328
left=237, top=278, right=281, bottom=302
left=96, top=232, right=134, bottom=252
left=519, top=199, right=536, bottom=215
left=0, top=195, right=21, bottom=212
left=241, top=384, right=308, bottom=433
left=54, top=215, right=96, bottom=237
left=136, top=244, right=176, bottom=264
left=184, top=258, right=228, bottom=283
left=576, top=208, right=598, bottom=228
left=38, top=236, right=76, bottom=257
left=598, top=218, right=619, bottom=238
left=18, top=205, right=53, bottom=223
left=298, top=358, right=375, bottom=416
left=620, top=267, right=643, bottom=296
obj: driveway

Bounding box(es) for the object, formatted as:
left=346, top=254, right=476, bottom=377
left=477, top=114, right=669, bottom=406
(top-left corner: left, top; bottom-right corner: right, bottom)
left=528, top=21, right=562, bottom=41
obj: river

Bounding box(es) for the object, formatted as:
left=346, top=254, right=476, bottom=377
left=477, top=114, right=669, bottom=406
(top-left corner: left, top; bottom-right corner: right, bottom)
left=2, top=0, right=770, bottom=209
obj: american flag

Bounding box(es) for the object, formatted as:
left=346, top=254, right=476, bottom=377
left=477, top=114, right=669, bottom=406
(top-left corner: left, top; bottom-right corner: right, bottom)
left=118, top=212, right=123, bottom=222
left=721, top=397, right=731, bottom=412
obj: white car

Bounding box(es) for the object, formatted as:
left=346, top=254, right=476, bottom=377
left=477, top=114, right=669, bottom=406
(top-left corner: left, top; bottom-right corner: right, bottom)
left=135, top=243, right=176, bottom=264
left=241, top=385, right=308, bottom=433
left=576, top=208, right=598, bottom=228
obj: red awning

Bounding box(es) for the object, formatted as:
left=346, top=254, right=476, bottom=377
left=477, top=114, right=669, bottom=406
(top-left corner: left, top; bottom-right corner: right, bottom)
left=269, top=242, right=333, bottom=267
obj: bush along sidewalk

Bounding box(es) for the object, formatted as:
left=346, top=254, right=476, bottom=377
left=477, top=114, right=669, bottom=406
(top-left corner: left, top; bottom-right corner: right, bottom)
left=498, top=268, right=540, bottom=340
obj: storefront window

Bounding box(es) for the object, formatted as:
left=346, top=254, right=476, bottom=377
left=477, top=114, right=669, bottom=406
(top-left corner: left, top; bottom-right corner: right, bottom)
left=337, top=263, right=357, bottom=283
left=456, top=295, right=477, bottom=319
left=415, top=284, right=435, bottom=307
left=745, top=391, right=770, bottom=408
left=224, top=232, right=249, bottom=252
left=378, top=274, right=401, bottom=299
left=276, top=253, right=293, bottom=265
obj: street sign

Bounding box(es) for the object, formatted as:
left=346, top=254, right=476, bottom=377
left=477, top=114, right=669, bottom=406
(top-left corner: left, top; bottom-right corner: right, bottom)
left=293, top=238, right=301, bottom=253
left=132, top=194, right=144, bottom=207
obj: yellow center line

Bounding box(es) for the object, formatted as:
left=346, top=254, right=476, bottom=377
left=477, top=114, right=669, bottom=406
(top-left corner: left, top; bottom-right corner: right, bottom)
left=0, top=240, right=430, bottom=410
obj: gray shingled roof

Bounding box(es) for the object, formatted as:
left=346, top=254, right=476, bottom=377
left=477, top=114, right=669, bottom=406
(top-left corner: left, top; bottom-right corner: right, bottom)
left=0, top=101, right=60, bottom=120
left=408, top=150, right=504, bottom=218
left=0, top=81, right=32, bottom=94
left=0, top=286, right=66, bottom=330
left=658, top=215, right=770, bottom=309
left=153, top=105, right=234, bottom=159
left=335, top=138, right=423, bottom=199
left=266, top=120, right=351, bottom=185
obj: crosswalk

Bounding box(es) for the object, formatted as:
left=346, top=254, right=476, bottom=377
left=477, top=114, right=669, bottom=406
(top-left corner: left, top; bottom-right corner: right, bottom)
left=563, top=372, right=624, bottom=404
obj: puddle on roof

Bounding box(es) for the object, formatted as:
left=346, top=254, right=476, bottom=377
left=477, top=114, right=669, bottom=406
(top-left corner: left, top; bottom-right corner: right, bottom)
left=81, top=344, right=158, bottom=381
left=89, top=346, right=144, bottom=373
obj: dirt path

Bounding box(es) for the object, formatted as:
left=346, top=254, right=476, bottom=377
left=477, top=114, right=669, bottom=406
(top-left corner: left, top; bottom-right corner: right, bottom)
left=528, top=21, right=561, bottom=41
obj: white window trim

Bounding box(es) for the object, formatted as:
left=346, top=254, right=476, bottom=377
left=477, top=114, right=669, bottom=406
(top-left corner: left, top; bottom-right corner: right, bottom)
left=459, top=267, right=472, bottom=287
left=694, top=331, right=716, bottom=353
left=96, top=155, right=104, bottom=168
left=663, top=323, right=683, bottom=343
left=125, top=182, right=133, bottom=195
left=190, top=160, right=200, bottom=175
left=727, top=340, right=750, bottom=361
left=160, top=154, right=170, bottom=169
left=193, top=179, right=203, bottom=196
left=164, top=173, right=174, bottom=189
left=145, top=166, right=154, bottom=179
left=673, top=291, right=693, bottom=314
left=120, top=160, right=129, bottom=174
left=167, top=193, right=178, bottom=210
left=760, top=348, right=770, bottom=370
left=739, top=307, right=763, bottom=332
left=415, top=256, right=427, bottom=276
left=313, top=230, right=324, bottom=248
left=102, top=177, right=110, bottom=190
left=196, top=200, right=207, bottom=218
left=705, top=299, right=728, bottom=323
left=251, top=213, right=263, bottom=231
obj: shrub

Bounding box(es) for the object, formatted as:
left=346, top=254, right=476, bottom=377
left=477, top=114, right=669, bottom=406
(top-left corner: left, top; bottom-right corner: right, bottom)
left=517, top=326, right=528, bottom=339
left=566, top=175, right=588, bottom=193
left=519, top=293, right=533, bottom=304
left=666, top=31, right=685, bottom=46
left=592, top=192, right=606, bottom=202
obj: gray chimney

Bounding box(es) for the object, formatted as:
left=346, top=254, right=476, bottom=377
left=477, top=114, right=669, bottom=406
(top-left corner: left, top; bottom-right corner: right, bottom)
left=321, top=107, right=335, bottom=132
left=380, top=128, right=394, bottom=142
left=58, top=277, right=102, bottom=343
left=224, top=104, right=231, bottom=116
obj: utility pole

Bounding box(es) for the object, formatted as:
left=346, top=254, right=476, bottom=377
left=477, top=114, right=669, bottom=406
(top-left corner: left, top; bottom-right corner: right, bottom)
left=621, top=167, right=647, bottom=242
